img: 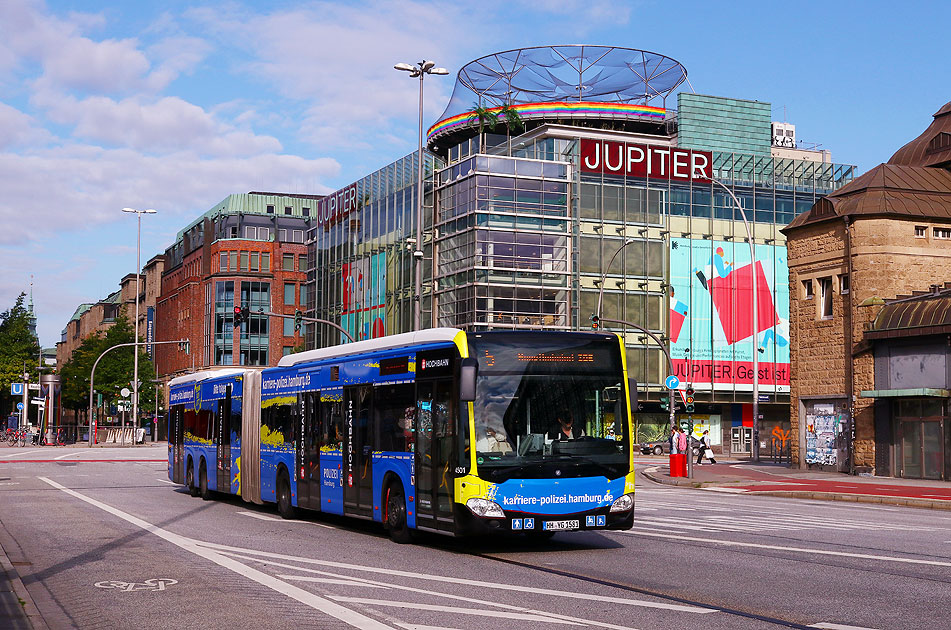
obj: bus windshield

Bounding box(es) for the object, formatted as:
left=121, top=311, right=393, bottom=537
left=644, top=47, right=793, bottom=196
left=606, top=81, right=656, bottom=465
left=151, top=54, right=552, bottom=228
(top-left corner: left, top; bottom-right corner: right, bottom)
left=467, top=332, right=629, bottom=482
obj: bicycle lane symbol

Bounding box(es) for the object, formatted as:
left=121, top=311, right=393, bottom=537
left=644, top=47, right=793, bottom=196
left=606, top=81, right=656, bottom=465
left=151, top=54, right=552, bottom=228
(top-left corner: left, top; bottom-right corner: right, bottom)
left=95, top=578, right=178, bottom=592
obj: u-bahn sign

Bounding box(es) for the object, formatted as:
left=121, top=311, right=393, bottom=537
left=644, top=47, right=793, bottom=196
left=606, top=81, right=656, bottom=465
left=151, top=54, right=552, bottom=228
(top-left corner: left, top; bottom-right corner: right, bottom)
left=580, top=139, right=711, bottom=182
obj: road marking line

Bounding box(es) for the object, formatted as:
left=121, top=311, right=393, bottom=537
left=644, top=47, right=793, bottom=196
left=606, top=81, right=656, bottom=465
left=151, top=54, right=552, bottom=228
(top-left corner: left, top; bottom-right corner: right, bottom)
left=37, top=477, right=395, bottom=630
left=237, top=510, right=334, bottom=529
left=202, top=542, right=713, bottom=614
left=54, top=452, right=82, bottom=460
left=700, top=487, right=748, bottom=493
left=620, top=529, right=951, bottom=567
left=279, top=576, right=389, bottom=588
left=394, top=623, right=463, bottom=630
left=328, top=597, right=584, bottom=625
left=1, top=449, right=44, bottom=458
left=156, top=478, right=177, bottom=485
left=809, top=622, right=880, bottom=630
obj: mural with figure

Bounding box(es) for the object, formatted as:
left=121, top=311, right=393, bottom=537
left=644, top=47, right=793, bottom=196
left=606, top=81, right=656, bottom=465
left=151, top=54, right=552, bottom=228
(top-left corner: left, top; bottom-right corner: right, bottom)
left=669, top=238, right=789, bottom=391
left=342, top=252, right=387, bottom=342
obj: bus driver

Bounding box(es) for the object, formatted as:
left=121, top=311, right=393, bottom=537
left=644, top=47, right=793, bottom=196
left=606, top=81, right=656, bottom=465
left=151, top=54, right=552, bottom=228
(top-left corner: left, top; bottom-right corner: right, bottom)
left=549, top=414, right=584, bottom=441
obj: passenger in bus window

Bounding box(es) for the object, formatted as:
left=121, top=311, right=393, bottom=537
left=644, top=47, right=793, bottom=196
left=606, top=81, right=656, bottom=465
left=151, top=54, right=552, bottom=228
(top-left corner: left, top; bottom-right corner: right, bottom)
left=549, top=413, right=585, bottom=440
left=476, top=426, right=512, bottom=454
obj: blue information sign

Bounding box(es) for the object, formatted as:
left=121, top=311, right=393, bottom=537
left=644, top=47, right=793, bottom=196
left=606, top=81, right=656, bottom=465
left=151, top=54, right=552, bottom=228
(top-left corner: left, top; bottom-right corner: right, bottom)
left=665, top=375, right=680, bottom=390
left=17, top=402, right=24, bottom=410
left=11, top=383, right=23, bottom=396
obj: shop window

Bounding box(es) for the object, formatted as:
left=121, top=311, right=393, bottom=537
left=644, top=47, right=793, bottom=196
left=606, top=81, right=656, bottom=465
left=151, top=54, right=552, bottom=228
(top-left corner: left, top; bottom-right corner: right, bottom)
left=819, top=277, right=833, bottom=319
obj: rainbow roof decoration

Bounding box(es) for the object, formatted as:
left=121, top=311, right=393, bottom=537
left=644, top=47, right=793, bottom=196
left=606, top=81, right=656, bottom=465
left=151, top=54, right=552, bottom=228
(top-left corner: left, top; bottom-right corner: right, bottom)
left=427, top=101, right=666, bottom=142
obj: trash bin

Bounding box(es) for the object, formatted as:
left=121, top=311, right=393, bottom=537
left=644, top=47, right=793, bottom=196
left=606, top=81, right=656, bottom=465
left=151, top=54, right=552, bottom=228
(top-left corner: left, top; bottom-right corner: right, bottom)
left=669, top=453, right=687, bottom=477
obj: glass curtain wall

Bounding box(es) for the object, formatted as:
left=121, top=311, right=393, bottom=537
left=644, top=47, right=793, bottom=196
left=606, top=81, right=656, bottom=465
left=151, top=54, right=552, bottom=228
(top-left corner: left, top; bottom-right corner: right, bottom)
left=434, top=154, right=571, bottom=329
left=239, top=281, right=270, bottom=365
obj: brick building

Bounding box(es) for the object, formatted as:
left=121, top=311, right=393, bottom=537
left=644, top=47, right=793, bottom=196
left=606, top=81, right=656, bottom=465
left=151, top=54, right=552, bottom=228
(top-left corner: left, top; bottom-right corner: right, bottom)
left=154, top=192, right=320, bottom=381
left=784, top=101, right=951, bottom=477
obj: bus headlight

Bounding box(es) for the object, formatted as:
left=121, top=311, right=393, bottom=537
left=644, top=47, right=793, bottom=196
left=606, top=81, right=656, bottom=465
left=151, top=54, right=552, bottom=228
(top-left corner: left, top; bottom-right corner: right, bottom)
left=466, top=498, right=505, bottom=518
left=609, top=493, right=634, bottom=513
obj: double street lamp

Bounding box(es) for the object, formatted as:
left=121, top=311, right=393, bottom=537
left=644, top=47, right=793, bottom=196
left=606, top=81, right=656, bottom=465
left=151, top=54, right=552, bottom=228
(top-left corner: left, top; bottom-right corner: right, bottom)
left=394, top=60, right=448, bottom=331
left=122, top=207, right=156, bottom=438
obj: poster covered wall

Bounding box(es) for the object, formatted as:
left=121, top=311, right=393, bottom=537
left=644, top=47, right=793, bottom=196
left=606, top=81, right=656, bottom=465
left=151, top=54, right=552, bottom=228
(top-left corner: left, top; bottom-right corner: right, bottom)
left=342, top=252, right=386, bottom=342
left=669, top=238, right=789, bottom=391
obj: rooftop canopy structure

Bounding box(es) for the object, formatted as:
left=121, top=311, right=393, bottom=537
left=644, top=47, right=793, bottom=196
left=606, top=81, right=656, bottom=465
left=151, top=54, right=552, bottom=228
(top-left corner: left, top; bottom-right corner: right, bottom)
left=427, top=45, right=688, bottom=154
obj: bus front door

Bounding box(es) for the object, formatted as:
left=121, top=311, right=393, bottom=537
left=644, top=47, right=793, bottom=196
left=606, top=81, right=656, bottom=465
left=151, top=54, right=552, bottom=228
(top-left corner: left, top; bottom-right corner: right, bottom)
left=415, top=377, right=456, bottom=532
left=170, top=406, right=184, bottom=484
left=296, top=392, right=321, bottom=510
left=215, top=385, right=232, bottom=493
left=343, top=385, right=373, bottom=518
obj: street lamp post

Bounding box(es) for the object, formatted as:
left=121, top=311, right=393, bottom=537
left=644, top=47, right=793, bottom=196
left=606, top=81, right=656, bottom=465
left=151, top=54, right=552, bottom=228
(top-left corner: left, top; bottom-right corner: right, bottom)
left=394, top=60, right=448, bottom=331
left=122, top=207, right=156, bottom=445
left=707, top=178, right=760, bottom=461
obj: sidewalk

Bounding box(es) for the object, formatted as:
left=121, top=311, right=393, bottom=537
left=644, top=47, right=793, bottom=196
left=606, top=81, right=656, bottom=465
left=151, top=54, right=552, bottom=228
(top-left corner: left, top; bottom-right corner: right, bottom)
left=0, top=521, right=45, bottom=630
left=640, top=457, right=951, bottom=510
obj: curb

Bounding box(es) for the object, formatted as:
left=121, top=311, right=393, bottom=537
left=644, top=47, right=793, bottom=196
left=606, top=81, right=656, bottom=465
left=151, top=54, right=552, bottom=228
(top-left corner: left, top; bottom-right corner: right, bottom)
left=639, top=468, right=951, bottom=511
left=0, top=519, right=48, bottom=630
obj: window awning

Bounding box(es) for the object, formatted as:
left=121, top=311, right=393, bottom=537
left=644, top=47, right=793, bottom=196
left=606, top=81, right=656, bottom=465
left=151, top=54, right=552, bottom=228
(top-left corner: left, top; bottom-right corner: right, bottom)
left=860, top=388, right=950, bottom=398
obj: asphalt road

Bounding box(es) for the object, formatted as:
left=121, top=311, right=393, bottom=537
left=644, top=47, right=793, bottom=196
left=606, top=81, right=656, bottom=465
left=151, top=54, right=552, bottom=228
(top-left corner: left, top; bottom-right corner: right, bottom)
left=1, top=446, right=949, bottom=630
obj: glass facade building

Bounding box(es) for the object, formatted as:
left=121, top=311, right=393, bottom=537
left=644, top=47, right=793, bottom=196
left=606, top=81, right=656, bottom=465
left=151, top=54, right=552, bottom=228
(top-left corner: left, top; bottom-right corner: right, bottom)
left=304, top=46, right=857, bottom=456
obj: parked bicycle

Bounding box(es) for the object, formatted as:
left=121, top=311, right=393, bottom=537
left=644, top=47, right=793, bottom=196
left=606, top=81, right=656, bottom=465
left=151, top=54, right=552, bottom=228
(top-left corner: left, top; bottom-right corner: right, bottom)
left=5, top=428, right=28, bottom=446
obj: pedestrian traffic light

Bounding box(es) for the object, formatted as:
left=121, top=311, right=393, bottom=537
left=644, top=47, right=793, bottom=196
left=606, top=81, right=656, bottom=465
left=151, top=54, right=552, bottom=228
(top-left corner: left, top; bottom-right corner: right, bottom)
left=294, top=309, right=303, bottom=332
left=685, top=386, right=695, bottom=413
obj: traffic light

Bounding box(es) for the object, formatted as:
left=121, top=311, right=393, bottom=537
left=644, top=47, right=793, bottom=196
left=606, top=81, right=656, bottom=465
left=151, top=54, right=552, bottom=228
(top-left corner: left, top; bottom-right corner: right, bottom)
left=660, top=395, right=669, bottom=411
left=590, top=314, right=600, bottom=330
left=294, top=309, right=303, bottom=332
left=233, top=305, right=244, bottom=324
left=685, top=386, right=695, bottom=413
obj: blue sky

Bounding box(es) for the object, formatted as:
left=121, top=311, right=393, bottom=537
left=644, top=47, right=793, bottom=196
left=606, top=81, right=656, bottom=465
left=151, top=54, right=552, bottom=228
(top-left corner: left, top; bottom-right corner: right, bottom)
left=1, top=0, right=948, bottom=349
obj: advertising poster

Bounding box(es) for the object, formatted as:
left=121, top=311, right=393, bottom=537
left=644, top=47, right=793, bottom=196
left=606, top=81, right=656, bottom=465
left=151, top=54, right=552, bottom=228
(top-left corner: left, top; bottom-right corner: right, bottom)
left=669, top=238, right=789, bottom=391
left=805, top=413, right=839, bottom=465
left=342, top=252, right=386, bottom=342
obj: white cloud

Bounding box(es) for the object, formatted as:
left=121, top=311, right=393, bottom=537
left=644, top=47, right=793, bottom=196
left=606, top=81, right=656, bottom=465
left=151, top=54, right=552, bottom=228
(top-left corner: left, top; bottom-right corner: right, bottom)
left=0, top=101, right=52, bottom=148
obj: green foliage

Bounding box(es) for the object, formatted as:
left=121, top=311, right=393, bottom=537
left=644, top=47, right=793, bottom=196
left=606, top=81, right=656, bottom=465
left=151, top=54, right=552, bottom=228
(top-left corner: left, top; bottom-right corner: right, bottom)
left=499, top=104, right=524, bottom=135
left=0, top=293, right=41, bottom=416
left=58, top=311, right=156, bottom=419
left=468, top=103, right=498, bottom=152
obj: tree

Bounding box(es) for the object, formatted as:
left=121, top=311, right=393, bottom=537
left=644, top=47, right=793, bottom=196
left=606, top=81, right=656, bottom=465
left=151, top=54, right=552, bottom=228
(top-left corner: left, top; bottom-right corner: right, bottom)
left=59, top=311, right=155, bottom=426
left=468, top=102, right=498, bottom=153
left=0, top=293, right=41, bottom=418
left=498, top=104, right=524, bottom=156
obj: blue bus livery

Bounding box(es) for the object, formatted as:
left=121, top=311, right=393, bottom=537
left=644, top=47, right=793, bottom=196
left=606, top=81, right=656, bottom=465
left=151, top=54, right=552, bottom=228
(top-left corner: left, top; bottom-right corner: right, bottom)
left=168, top=328, right=637, bottom=541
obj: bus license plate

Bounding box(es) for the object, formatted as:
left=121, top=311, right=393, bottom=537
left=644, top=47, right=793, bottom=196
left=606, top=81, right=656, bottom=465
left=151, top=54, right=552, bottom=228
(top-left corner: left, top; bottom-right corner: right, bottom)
left=543, top=519, right=579, bottom=531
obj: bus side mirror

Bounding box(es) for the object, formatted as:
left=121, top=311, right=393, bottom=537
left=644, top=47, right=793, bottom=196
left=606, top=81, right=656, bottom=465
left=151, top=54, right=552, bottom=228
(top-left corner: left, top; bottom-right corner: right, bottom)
left=460, top=358, right=478, bottom=402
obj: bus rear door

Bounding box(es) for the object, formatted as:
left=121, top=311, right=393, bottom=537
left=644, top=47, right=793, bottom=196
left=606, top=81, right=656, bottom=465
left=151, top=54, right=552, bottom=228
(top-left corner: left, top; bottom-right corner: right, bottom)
left=343, top=385, right=373, bottom=518
left=169, top=406, right=184, bottom=484
left=414, top=350, right=457, bottom=532
left=215, top=385, right=232, bottom=493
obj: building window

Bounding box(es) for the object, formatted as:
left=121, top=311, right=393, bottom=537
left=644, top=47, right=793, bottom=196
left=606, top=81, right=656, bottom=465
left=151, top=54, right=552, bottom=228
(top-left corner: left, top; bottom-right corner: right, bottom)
left=262, top=253, right=270, bottom=272
left=229, top=226, right=238, bottom=238
left=303, top=207, right=310, bottom=217
left=283, top=317, right=295, bottom=336
left=229, top=252, right=238, bottom=271
left=250, top=252, right=260, bottom=272
left=819, top=277, right=833, bottom=319
left=299, top=283, right=308, bottom=306
left=266, top=205, right=274, bottom=214
left=283, top=346, right=294, bottom=356
left=839, top=273, right=850, bottom=294
left=239, top=252, right=249, bottom=271
left=915, top=225, right=928, bottom=238
left=292, top=230, right=304, bottom=243
left=284, top=206, right=292, bottom=215
left=278, top=229, right=287, bottom=242
left=299, top=254, right=307, bottom=271
left=219, top=252, right=228, bottom=272
left=245, top=226, right=257, bottom=239
left=802, top=279, right=813, bottom=299
left=283, top=253, right=295, bottom=271
left=935, top=227, right=951, bottom=240
left=284, top=282, right=296, bottom=305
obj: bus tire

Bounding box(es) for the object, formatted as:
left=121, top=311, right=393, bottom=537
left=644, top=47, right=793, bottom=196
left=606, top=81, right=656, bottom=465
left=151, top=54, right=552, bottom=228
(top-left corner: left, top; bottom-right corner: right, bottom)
left=199, top=460, right=212, bottom=501
left=384, top=481, right=412, bottom=544
left=277, top=470, right=297, bottom=520
left=186, top=458, right=199, bottom=497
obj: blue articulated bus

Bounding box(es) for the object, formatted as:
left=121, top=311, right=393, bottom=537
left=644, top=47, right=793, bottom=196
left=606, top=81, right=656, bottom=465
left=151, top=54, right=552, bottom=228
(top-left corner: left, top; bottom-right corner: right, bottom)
left=168, top=328, right=637, bottom=542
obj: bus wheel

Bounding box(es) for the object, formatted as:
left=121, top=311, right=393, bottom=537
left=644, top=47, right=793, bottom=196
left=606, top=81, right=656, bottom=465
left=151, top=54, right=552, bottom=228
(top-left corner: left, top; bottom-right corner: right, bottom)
left=385, top=482, right=412, bottom=544
left=186, top=461, right=199, bottom=497
left=277, top=472, right=297, bottom=520
left=199, top=462, right=212, bottom=501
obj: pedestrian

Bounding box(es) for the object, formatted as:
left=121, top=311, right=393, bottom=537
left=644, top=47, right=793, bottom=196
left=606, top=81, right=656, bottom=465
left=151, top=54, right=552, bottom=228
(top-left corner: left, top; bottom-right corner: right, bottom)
left=676, top=427, right=688, bottom=454
left=696, top=429, right=717, bottom=465
left=670, top=426, right=679, bottom=453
